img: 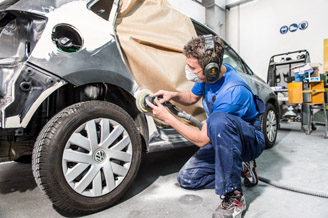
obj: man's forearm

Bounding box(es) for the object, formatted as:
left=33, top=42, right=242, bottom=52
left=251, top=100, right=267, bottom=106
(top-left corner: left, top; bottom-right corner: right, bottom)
left=172, top=91, right=198, bottom=106
left=164, top=115, right=210, bottom=147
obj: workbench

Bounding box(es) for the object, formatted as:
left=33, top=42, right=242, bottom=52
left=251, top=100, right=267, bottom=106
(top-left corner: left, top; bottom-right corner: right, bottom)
left=288, top=81, right=328, bottom=138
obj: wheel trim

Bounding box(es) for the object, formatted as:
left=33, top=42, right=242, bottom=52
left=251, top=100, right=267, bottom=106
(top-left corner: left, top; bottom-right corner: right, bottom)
left=62, top=118, right=132, bottom=197
left=266, top=110, right=277, bottom=142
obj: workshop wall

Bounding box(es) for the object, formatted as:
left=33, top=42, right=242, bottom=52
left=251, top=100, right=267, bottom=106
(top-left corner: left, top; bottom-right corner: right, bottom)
left=226, top=0, right=328, bottom=81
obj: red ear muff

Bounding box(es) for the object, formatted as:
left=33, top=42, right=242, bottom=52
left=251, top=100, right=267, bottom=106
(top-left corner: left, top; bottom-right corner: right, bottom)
left=204, top=62, right=220, bottom=81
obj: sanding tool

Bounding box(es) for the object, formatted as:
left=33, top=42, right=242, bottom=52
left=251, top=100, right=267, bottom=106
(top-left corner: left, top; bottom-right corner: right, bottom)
left=135, top=89, right=153, bottom=113
left=135, top=89, right=203, bottom=129
left=135, top=89, right=175, bottom=112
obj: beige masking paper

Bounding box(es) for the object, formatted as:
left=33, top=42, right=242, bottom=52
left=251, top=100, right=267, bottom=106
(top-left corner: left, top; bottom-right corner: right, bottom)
left=115, top=0, right=207, bottom=123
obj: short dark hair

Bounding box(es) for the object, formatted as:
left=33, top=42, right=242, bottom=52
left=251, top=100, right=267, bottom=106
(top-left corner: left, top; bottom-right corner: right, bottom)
left=183, top=35, right=225, bottom=70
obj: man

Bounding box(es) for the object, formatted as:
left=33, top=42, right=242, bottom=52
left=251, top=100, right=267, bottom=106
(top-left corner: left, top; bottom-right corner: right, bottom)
left=146, top=34, right=265, bottom=218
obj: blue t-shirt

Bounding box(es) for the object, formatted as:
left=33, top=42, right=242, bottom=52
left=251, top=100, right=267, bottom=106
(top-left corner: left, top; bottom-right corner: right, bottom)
left=191, top=63, right=258, bottom=122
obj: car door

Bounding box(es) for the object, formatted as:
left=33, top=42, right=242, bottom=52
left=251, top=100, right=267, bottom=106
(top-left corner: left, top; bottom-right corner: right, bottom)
left=223, top=45, right=259, bottom=95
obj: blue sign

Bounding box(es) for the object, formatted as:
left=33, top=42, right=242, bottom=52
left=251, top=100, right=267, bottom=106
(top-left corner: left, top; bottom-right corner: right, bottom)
left=289, top=23, right=298, bottom=32
left=299, top=21, right=308, bottom=30
left=280, top=25, right=288, bottom=34
left=280, top=21, right=309, bottom=34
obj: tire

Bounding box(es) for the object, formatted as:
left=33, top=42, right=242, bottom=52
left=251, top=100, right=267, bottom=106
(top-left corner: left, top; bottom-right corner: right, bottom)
left=32, top=101, right=142, bottom=215
left=14, top=155, right=32, bottom=163
left=261, top=103, right=278, bottom=149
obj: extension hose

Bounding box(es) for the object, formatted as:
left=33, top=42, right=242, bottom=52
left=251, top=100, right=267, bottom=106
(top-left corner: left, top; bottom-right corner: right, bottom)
left=259, top=176, right=328, bottom=198
left=135, top=88, right=328, bottom=199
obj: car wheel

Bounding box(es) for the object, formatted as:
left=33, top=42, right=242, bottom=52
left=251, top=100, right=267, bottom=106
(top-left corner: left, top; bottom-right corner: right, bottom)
left=261, top=103, right=278, bottom=149
left=32, top=101, right=142, bottom=215
left=14, top=155, right=32, bottom=163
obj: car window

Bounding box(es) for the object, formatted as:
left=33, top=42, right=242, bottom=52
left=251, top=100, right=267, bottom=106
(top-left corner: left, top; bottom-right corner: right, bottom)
left=192, top=20, right=251, bottom=75
left=243, top=63, right=254, bottom=75
left=87, top=0, right=114, bottom=21
left=192, top=20, right=215, bottom=36
left=223, top=46, right=244, bottom=73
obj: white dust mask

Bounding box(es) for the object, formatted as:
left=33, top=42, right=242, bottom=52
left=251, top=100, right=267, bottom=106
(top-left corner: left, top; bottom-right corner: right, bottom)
left=185, top=65, right=203, bottom=83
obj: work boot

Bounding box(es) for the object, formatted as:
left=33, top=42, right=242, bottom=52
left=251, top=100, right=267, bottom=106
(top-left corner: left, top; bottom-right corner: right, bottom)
left=212, top=189, right=246, bottom=218
left=241, top=160, right=259, bottom=187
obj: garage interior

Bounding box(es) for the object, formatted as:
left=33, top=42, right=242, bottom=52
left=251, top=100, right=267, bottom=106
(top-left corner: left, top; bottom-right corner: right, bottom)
left=1, top=0, right=328, bottom=218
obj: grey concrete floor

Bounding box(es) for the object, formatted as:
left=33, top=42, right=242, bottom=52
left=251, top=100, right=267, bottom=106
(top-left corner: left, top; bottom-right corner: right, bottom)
left=1, top=122, right=328, bottom=218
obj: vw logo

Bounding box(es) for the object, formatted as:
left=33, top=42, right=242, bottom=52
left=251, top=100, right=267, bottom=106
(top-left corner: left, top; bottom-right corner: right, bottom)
left=94, top=149, right=106, bottom=162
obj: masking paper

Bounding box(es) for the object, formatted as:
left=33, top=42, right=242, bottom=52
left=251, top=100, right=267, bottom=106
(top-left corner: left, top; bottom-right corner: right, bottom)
left=116, top=0, right=206, bottom=122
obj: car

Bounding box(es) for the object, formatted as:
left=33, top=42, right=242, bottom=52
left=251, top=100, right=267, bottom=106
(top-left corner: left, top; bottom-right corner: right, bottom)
left=0, top=0, right=279, bottom=215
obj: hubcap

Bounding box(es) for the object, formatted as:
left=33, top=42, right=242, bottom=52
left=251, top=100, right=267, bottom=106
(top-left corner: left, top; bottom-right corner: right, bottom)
left=266, top=110, right=277, bottom=142
left=62, top=118, right=132, bottom=197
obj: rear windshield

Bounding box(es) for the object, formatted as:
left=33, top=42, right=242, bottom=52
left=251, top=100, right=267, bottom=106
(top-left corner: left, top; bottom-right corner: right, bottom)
left=87, top=0, right=114, bottom=21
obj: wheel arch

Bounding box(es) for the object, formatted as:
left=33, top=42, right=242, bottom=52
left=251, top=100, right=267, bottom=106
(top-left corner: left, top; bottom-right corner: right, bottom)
left=28, top=82, right=149, bottom=152
left=261, top=95, right=279, bottom=149
left=265, top=94, right=280, bottom=126
left=62, top=69, right=136, bottom=95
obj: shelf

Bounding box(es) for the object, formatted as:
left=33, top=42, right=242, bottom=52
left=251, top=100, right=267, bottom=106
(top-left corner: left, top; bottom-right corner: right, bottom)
left=270, top=59, right=306, bottom=66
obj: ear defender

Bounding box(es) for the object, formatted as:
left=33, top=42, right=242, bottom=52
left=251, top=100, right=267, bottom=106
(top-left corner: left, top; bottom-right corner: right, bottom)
left=203, top=34, right=220, bottom=81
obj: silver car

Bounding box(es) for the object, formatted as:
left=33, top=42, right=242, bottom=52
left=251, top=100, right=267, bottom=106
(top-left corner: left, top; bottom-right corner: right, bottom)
left=0, top=0, right=278, bottom=214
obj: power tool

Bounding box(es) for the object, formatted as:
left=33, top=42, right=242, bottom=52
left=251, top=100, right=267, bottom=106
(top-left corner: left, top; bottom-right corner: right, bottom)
left=135, top=89, right=203, bottom=130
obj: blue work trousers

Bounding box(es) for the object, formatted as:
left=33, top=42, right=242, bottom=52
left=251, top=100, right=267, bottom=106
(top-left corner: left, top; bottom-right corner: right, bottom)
left=177, top=112, right=265, bottom=195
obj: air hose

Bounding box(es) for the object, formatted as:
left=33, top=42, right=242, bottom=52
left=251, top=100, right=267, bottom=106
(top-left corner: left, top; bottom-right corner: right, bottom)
left=135, top=89, right=328, bottom=199
left=259, top=176, right=328, bottom=198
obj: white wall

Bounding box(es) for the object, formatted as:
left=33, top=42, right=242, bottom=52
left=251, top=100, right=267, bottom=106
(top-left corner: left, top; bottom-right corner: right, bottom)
left=167, top=0, right=206, bottom=24
left=226, top=0, right=328, bottom=81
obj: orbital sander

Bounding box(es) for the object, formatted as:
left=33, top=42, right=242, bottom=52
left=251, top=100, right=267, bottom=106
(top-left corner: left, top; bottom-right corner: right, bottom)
left=135, top=89, right=203, bottom=130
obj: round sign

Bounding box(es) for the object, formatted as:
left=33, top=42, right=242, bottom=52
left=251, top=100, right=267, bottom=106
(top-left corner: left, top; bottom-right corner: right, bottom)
left=289, top=23, right=298, bottom=32
left=299, top=21, right=308, bottom=30
left=280, top=25, right=288, bottom=34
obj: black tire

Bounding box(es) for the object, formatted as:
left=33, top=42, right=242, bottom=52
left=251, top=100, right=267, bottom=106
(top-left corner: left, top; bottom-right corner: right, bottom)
left=14, top=155, right=32, bottom=163
left=32, top=101, right=142, bottom=215
left=261, top=103, right=278, bottom=149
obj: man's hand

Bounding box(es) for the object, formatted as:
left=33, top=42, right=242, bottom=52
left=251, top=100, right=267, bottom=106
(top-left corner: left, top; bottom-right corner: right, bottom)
left=146, top=97, right=173, bottom=122
left=146, top=96, right=210, bottom=148
left=152, top=90, right=177, bottom=104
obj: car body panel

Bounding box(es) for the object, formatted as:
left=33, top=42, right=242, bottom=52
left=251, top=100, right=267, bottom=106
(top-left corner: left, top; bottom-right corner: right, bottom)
left=0, top=0, right=138, bottom=129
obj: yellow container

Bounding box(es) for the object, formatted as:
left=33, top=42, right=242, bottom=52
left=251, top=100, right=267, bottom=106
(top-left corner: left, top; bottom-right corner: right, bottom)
left=288, top=82, right=303, bottom=104
left=288, top=81, right=326, bottom=104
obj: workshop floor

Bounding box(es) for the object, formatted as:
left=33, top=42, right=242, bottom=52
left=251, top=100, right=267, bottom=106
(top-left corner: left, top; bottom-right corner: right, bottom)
left=0, top=122, right=328, bottom=218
